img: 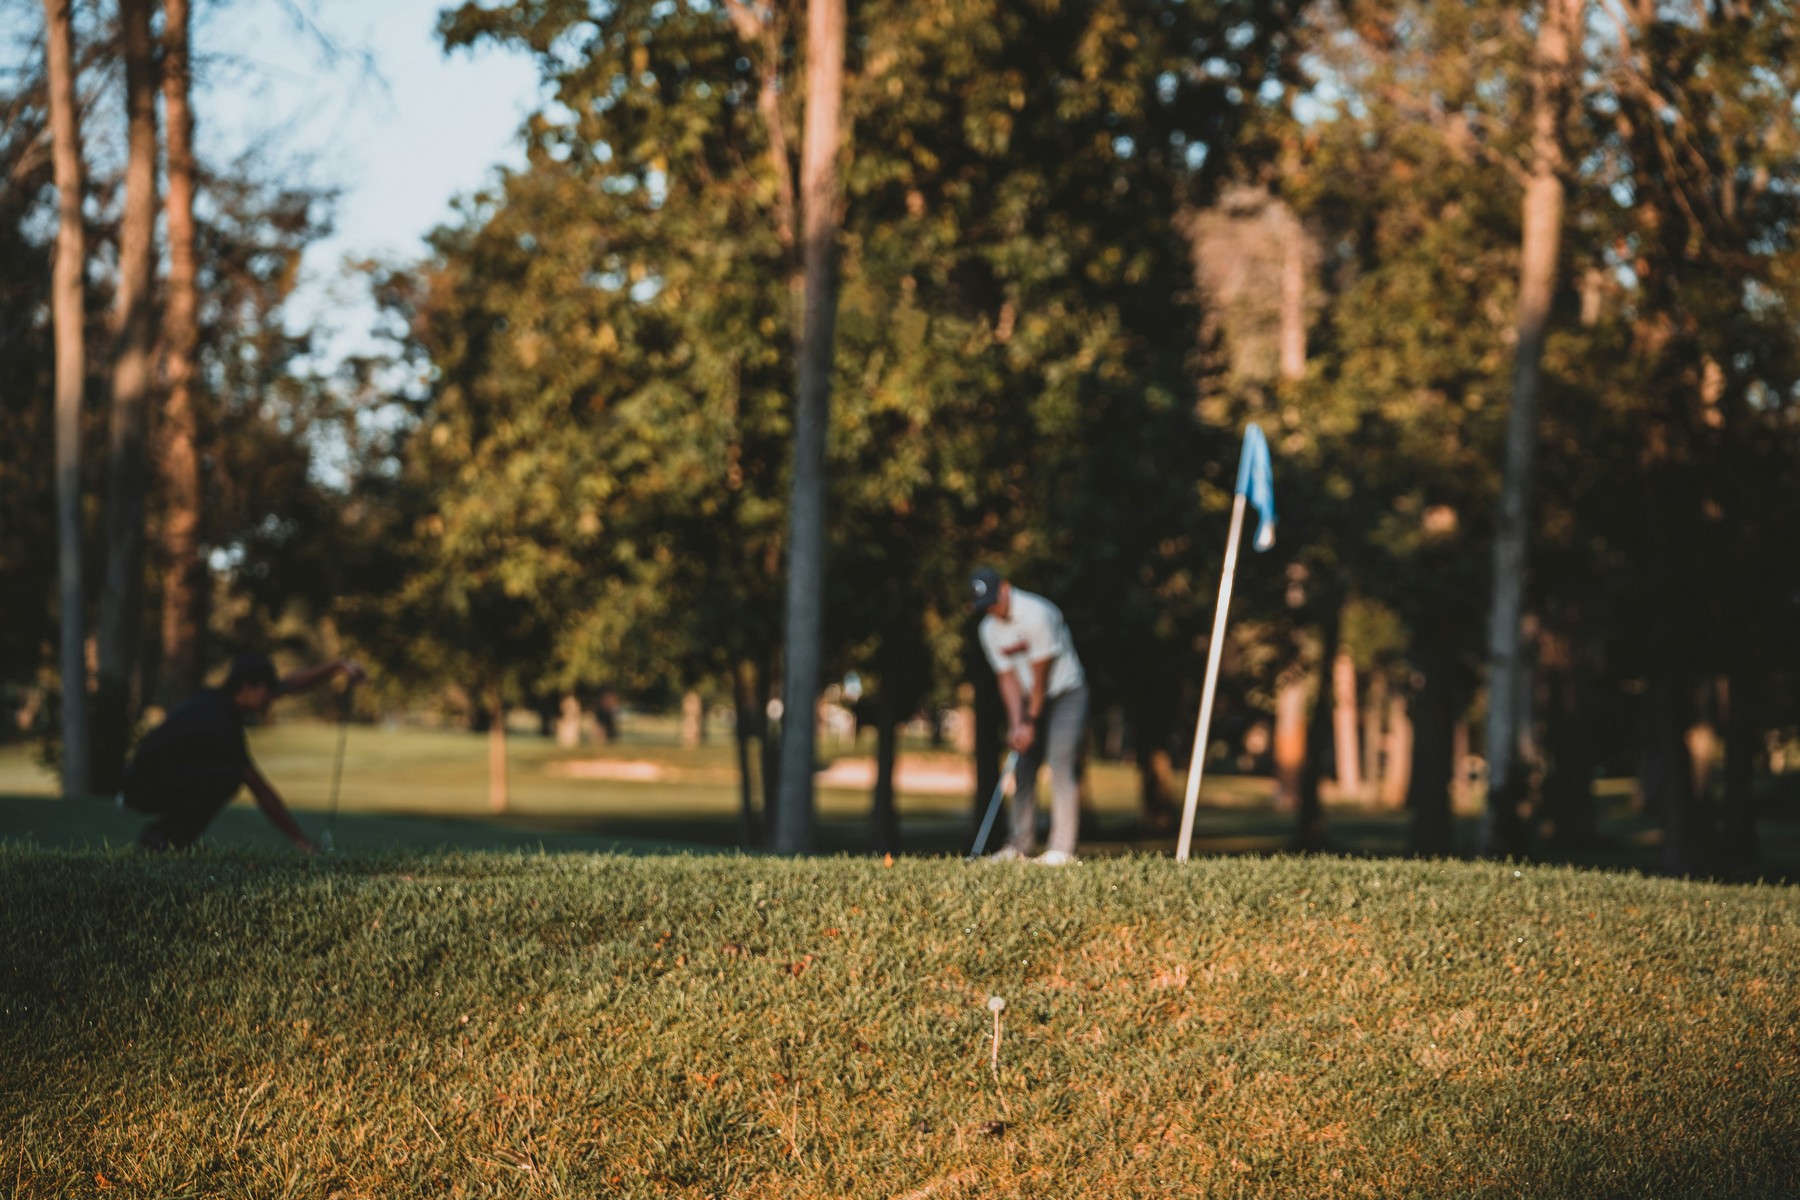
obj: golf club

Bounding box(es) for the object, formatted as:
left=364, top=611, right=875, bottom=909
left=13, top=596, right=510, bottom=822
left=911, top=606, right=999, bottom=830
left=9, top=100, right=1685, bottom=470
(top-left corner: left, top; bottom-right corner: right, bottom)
left=321, top=674, right=357, bottom=852
left=966, top=750, right=1020, bottom=861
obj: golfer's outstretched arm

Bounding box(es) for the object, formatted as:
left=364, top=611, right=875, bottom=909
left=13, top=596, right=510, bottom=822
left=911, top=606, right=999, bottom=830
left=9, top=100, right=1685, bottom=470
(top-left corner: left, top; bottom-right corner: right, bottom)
left=244, top=762, right=317, bottom=854
left=277, top=658, right=365, bottom=697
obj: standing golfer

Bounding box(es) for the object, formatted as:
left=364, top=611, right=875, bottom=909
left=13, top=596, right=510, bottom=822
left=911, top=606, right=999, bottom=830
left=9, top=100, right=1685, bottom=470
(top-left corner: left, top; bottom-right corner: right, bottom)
left=120, top=652, right=365, bottom=853
left=969, top=567, right=1089, bottom=865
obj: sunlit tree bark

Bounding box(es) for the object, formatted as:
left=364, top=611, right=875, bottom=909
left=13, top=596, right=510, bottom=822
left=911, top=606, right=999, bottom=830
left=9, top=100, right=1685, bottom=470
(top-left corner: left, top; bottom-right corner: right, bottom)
left=1481, top=0, right=1584, bottom=858
left=156, top=0, right=203, bottom=707
left=773, top=0, right=846, bottom=855
left=94, top=0, right=160, bottom=791
left=43, top=0, right=89, bottom=796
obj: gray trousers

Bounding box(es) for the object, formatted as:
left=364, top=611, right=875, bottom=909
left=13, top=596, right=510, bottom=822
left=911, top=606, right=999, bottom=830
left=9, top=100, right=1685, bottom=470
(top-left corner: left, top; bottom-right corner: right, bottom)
left=1008, top=683, right=1089, bottom=855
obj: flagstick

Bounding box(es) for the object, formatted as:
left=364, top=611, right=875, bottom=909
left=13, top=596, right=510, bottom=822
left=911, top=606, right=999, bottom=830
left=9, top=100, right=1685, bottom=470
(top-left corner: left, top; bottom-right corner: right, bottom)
left=1176, top=491, right=1248, bottom=862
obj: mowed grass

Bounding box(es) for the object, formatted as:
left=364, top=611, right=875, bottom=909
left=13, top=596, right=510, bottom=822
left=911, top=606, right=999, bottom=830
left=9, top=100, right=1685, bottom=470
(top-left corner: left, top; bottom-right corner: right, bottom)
left=0, top=718, right=1282, bottom=859
left=3, top=850, right=1797, bottom=1198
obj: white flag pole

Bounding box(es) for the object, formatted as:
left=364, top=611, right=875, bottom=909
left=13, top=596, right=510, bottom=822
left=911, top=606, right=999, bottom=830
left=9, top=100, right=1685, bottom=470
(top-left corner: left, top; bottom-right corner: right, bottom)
left=1175, top=490, right=1248, bottom=862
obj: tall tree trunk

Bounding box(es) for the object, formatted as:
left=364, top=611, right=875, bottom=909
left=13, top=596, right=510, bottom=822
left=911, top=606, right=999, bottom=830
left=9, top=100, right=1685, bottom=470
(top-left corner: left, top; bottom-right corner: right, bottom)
left=1407, top=627, right=1456, bottom=856
left=733, top=659, right=760, bottom=849
left=44, top=0, right=90, bottom=797
left=94, top=0, right=160, bottom=793
left=759, top=646, right=781, bottom=845
left=723, top=0, right=801, bottom=337
left=1272, top=669, right=1307, bottom=813
left=1451, top=718, right=1471, bottom=810
left=1279, top=213, right=1307, bottom=382
left=1272, top=210, right=1311, bottom=822
left=1332, top=649, right=1361, bottom=799
left=1362, top=668, right=1387, bottom=798
left=1719, top=667, right=1758, bottom=872
left=871, top=673, right=900, bottom=857
left=1380, top=691, right=1412, bottom=810
left=1482, top=0, right=1581, bottom=858
left=773, top=0, right=846, bottom=855
left=1539, top=617, right=1596, bottom=853
left=156, top=0, right=202, bottom=708
left=1295, top=605, right=1342, bottom=851
left=1128, top=692, right=1177, bottom=831
left=680, top=689, right=704, bottom=748
left=487, top=686, right=509, bottom=813
left=1642, top=664, right=1701, bottom=875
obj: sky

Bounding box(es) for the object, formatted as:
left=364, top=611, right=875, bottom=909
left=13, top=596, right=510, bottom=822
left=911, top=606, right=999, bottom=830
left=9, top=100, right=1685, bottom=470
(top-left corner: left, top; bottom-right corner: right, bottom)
left=196, top=0, right=544, bottom=359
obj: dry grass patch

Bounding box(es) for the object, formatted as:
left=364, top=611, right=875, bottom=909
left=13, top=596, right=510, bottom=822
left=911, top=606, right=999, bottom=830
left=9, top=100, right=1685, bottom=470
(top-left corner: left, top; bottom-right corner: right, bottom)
left=2, top=850, right=1796, bottom=1198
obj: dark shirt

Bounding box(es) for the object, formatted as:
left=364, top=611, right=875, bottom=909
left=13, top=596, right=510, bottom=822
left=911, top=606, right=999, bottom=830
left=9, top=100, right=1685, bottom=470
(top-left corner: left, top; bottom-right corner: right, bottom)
left=124, top=688, right=250, bottom=806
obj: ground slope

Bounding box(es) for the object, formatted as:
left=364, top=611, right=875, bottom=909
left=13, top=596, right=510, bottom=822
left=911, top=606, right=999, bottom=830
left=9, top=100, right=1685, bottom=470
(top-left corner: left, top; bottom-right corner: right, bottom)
left=2, top=850, right=1796, bottom=1198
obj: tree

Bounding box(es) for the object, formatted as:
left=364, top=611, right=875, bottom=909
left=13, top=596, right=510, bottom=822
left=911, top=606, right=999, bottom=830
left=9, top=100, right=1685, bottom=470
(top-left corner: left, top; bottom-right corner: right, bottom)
left=43, top=0, right=89, bottom=796
left=1578, top=0, right=1800, bottom=873
left=1480, top=0, right=1585, bottom=859
left=155, top=0, right=203, bottom=707
left=423, top=0, right=1309, bottom=854
left=1280, top=0, right=1531, bottom=856
left=94, top=0, right=159, bottom=791
left=773, top=0, right=847, bottom=855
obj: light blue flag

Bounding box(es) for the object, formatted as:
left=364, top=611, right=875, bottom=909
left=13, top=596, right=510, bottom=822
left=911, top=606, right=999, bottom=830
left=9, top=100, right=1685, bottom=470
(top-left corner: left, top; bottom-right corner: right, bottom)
left=1234, top=423, right=1277, bottom=552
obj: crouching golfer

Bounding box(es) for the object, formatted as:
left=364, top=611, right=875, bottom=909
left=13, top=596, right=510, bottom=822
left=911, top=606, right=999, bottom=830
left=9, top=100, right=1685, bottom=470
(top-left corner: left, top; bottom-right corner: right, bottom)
left=121, top=653, right=365, bottom=853
left=970, top=567, right=1089, bottom=865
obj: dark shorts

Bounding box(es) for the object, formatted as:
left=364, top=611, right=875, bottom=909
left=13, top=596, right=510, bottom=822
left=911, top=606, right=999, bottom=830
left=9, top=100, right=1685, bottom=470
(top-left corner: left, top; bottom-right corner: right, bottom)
left=123, top=763, right=243, bottom=850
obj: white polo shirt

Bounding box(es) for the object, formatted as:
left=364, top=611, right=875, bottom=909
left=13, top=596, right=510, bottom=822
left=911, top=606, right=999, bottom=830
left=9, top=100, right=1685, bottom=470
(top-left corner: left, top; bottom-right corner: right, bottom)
left=978, top=588, right=1086, bottom=701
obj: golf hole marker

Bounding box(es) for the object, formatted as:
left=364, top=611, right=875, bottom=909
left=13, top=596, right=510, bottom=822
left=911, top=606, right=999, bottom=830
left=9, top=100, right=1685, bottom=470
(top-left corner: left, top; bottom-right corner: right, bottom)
left=987, top=995, right=1005, bottom=1077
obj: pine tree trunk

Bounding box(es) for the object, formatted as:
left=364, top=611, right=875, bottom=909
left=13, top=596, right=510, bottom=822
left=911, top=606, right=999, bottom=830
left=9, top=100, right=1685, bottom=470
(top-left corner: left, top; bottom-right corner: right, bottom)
left=156, top=0, right=202, bottom=708
left=1406, top=629, right=1457, bottom=857
left=1642, top=665, right=1701, bottom=875
left=1362, top=669, right=1387, bottom=799
left=1272, top=671, right=1307, bottom=813
left=1481, top=0, right=1582, bottom=858
left=1296, top=607, right=1341, bottom=851
left=94, top=0, right=160, bottom=792
left=872, top=678, right=899, bottom=857
left=760, top=645, right=781, bottom=845
left=773, top=0, right=846, bottom=855
left=1380, top=692, right=1412, bottom=810
left=1719, top=668, right=1758, bottom=872
left=733, top=659, right=760, bottom=849
left=680, top=689, right=703, bottom=748
left=1451, top=718, right=1471, bottom=810
left=1332, top=650, right=1361, bottom=799
left=1128, top=693, right=1177, bottom=830
left=1279, top=217, right=1307, bottom=382
left=488, top=687, right=509, bottom=813
left=44, top=0, right=90, bottom=797
left=1539, top=619, right=1596, bottom=853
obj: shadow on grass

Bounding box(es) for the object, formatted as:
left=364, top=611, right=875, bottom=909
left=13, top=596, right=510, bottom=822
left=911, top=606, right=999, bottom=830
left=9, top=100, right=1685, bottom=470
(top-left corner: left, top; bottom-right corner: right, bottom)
left=6, top=784, right=1796, bottom=885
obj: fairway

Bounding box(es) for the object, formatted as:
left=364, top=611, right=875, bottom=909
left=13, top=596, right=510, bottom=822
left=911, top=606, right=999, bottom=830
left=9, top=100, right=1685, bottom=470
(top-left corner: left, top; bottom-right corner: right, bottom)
left=3, top=850, right=1796, bottom=1198
left=0, top=720, right=1305, bottom=859
left=7, top=721, right=1799, bottom=873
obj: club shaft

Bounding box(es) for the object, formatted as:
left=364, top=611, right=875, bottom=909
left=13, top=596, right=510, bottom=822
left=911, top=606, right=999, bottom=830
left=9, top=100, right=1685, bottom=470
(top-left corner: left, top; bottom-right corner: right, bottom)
left=968, top=751, right=1019, bottom=859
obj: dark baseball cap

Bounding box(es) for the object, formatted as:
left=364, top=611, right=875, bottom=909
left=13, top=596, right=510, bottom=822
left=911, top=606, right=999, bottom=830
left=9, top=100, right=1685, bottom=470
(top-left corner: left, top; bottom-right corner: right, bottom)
left=969, top=566, right=1002, bottom=613
left=224, top=652, right=278, bottom=693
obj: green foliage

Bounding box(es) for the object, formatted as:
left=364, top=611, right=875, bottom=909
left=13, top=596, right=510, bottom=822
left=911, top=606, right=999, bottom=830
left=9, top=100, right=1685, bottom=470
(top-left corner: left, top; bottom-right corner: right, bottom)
left=3, top=849, right=1797, bottom=1196
left=377, top=0, right=1310, bottom=760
